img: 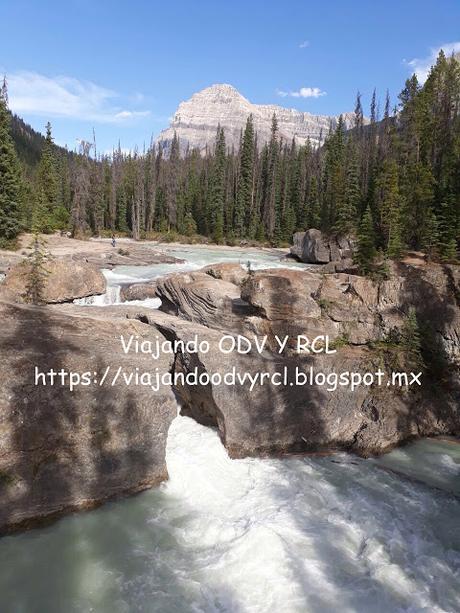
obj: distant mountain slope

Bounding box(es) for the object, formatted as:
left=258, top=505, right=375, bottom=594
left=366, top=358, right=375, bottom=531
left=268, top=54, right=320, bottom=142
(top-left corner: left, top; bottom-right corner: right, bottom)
left=157, top=83, right=356, bottom=154
left=10, top=114, right=72, bottom=175
left=10, top=114, right=48, bottom=170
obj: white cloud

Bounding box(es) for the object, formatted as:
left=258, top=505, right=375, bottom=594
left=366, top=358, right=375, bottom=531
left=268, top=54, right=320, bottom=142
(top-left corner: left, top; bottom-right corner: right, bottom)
left=5, top=71, right=150, bottom=123
left=299, top=40, right=309, bottom=48
left=277, top=87, right=326, bottom=99
left=113, top=110, right=150, bottom=119
left=405, top=41, right=460, bottom=83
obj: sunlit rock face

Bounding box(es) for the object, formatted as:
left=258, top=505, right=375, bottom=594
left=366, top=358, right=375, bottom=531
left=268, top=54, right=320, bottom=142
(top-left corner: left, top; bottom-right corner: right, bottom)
left=157, top=84, right=356, bottom=154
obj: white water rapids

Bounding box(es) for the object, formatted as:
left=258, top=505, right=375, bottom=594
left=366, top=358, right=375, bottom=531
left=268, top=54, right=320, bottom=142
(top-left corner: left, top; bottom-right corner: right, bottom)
left=74, top=245, right=310, bottom=307
left=1, top=244, right=458, bottom=612
left=0, top=417, right=458, bottom=612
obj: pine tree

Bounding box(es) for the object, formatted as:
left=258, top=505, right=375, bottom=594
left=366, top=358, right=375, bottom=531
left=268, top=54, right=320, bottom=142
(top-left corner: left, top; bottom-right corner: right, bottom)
left=207, top=126, right=226, bottom=243
left=255, top=220, right=265, bottom=242
left=0, top=78, right=22, bottom=246
left=420, top=207, right=439, bottom=256
left=36, top=122, right=61, bottom=231
left=280, top=193, right=296, bottom=243
left=183, top=150, right=202, bottom=236
left=32, top=188, right=53, bottom=234
left=153, top=186, right=166, bottom=232
left=401, top=307, right=424, bottom=370
left=166, top=131, right=180, bottom=229
left=375, top=159, right=403, bottom=254
left=322, top=116, right=346, bottom=229
left=24, top=234, right=48, bottom=304
left=355, top=206, right=376, bottom=274
left=183, top=210, right=197, bottom=236
left=387, top=204, right=404, bottom=258
left=116, top=185, right=128, bottom=232
left=293, top=145, right=309, bottom=230
left=70, top=141, right=91, bottom=237
left=234, top=115, right=255, bottom=237
left=263, top=114, right=280, bottom=240
left=437, top=197, right=458, bottom=261
left=404, top=163, right=434, bottom=249
left=335, top=148, right=360, bottom=235
left=306, top=175, right=321, bottom=228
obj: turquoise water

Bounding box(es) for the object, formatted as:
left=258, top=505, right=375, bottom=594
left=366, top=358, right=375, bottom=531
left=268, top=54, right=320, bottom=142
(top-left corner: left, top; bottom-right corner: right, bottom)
left=77, top=244, right=311, bottom=306
left=0, top=419, right=458, bottom=613
left=106, top=245, right=310, bottom=286
left=5, top=245, right=458, bottom=612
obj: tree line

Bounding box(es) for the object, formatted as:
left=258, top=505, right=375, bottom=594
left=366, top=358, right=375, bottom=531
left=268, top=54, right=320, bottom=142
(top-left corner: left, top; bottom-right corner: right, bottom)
left=0, top=51, right=459, bottom=270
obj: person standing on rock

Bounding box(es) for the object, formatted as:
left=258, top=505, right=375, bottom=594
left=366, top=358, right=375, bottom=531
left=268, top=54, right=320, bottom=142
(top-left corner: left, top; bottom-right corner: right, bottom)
left=111, top=234, right=116, bottom=248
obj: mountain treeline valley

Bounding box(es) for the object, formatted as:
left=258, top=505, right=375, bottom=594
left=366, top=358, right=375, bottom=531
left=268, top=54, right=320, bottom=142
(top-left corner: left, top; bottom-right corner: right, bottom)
left=0, top=50, right=459, bottom=272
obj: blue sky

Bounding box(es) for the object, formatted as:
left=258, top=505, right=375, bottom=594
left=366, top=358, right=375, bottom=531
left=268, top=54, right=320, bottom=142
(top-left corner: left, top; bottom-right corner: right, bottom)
left=1, top=0, right=459, bottom=153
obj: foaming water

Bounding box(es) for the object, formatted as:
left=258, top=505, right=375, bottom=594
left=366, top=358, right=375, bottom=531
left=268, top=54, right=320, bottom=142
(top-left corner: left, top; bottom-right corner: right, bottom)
left=373, top=438, right=460, bottom=495
left=109, top=245, right=311, bottom=289
left=75, top=244, right=312, bottom=307
left=74, top=283, right=121, bottom=306
left=0, top=416, right=458, bottom=613
left=58, top=245, right=460, bottom=611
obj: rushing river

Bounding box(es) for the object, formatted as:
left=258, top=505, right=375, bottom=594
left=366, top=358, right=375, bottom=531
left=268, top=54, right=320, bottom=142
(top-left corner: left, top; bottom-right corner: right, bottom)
left=0, top=418, right=458, bottom=613
left=77, top=244, right=310, bottom=306
left=2, top=244, right=459, bottom=612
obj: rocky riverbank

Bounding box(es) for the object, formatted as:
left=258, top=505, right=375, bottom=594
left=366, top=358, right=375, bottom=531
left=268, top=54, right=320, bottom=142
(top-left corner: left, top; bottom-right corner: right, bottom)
left=0, top=236, right=458, bottom=533
left=0, top=233, right=187, bottom=275
left=120, top=259, right=459, bottom=458
left=0, top=301, right=178, bottom=534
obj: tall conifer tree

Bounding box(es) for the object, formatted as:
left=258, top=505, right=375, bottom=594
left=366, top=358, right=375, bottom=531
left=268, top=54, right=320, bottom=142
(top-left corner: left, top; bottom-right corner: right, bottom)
left=0, top=78, right=22, bottom=245
left=234, top=115, right=255, bottom=237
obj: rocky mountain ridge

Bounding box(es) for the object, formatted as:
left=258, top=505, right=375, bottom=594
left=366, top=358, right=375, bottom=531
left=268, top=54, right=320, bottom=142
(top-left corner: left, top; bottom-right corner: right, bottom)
left=157, top=84, right=356, bottom=154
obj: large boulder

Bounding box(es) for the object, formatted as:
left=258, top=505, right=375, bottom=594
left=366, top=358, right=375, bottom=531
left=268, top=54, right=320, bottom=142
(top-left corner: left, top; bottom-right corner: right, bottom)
left=0, top=258, right=106, bottom=304
left=134, top=259, right=460, bottom=459
left=120, top=282, right=159, bottom=302
left=120, top=263, right=248, bottom=304
left=241, top=269, right=322, bottom=320
left=200, top=262, right=248, bottom=286
left=378, top=260, right=460, bottom=363
left=321, top=258, right=358, bottom=274
left=242, top=263, right=460, bottom=352
left=291, top=229, right=354, bottom=264
left=315, top=273, right=379, bottom=344
left=0, top=301, right=177, bottom=534
left=240, top=268, right=378, bottom=346
left=141, top=310, right=459, bottom=459
left=151, top=271, right=254, bottom=330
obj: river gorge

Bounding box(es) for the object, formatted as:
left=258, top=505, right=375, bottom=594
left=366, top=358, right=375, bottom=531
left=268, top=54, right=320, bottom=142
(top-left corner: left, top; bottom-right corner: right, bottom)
left=0, top=415, right=458, bottom=612
left=0, top=242, right=459, bottom=612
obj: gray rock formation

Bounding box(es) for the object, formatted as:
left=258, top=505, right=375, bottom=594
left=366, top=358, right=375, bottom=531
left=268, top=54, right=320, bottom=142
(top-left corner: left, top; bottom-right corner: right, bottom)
left=291, top=229, right=354, bottom=264
left=68, top=246, right=185, bottom=269
left=0, top=301, right=177, bottom=534
left=120, top=262, right=249, bottom=303
left=200, top=262, right=248, bottom=286
left=1, top=255, right=458, bottom=533
left=0, top=259, right=106, bottom=304
left=148, top=271, right=254, bottom=331
left=120, top=282, right=159, bottom=302
left=157, top=84, right=356, bottom=154
left=138, top=260, right=460, bottom=457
